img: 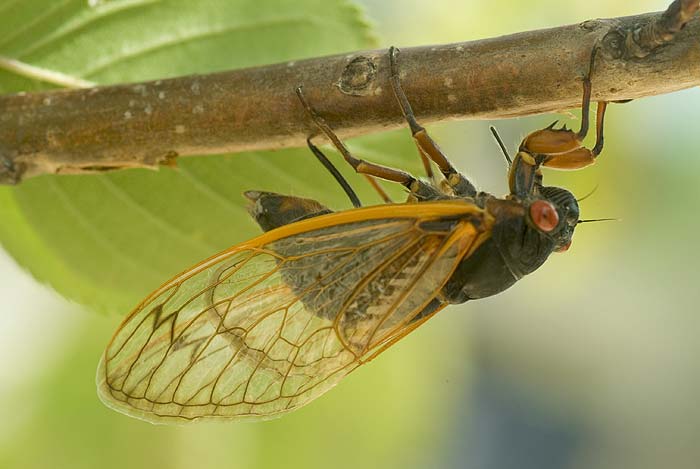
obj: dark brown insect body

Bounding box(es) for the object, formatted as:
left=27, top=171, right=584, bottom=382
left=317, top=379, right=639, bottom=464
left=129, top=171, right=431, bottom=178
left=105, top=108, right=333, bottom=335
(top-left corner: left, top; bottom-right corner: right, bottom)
left=97, top=47, right=609, bottom=424
left=246, top=186, right=577, bottom=317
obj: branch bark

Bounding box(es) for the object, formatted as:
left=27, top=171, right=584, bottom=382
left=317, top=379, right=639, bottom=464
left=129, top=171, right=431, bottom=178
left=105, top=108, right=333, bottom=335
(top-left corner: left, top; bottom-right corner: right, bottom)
left=1, top=2, right=698, bottom=185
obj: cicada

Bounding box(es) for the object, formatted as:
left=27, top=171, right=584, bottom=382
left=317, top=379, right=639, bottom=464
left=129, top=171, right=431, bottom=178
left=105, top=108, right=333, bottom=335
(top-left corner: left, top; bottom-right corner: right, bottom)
left=97, top=47, right=609, bottom=423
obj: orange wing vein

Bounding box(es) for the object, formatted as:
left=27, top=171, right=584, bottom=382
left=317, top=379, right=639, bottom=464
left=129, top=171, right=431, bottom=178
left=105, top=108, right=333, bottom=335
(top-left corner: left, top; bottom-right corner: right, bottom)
left=97, top=202, right=491, bottom=423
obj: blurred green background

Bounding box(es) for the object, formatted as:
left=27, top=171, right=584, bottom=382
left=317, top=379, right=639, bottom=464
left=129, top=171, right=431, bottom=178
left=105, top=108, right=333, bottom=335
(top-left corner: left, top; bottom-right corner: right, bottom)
left=1, top=1, right=699, bottom=469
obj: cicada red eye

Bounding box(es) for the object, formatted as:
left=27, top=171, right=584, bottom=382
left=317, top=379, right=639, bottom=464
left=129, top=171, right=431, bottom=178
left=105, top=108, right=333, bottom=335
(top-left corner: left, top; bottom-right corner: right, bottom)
left=529, top=200, right=559, bottom=232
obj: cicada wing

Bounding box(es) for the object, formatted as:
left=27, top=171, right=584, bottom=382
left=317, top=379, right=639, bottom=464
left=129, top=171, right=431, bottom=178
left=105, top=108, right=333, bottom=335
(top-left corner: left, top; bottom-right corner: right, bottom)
left=97, top=204, right=489, bottom=423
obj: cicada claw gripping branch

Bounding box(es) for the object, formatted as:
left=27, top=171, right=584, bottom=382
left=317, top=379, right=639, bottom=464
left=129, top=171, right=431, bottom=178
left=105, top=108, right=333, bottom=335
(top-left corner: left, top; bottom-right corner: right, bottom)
left=98, top=43, right=615, bottom=423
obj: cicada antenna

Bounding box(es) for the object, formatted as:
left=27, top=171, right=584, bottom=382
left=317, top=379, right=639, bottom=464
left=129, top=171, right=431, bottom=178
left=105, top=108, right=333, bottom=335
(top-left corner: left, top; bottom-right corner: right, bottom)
left=577, top=217, right=620, bottom=224
left=489, top=126, right=512, bottom=166
left=576, top=184, right=600, bottom=203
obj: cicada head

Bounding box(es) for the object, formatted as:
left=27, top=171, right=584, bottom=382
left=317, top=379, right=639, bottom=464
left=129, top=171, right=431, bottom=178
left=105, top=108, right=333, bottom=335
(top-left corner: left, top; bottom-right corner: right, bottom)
left=535, top=185, right=580, bottom=253
left=442, top=189, right=580, bottom=304
left=488, top=185, right=580, bottom=272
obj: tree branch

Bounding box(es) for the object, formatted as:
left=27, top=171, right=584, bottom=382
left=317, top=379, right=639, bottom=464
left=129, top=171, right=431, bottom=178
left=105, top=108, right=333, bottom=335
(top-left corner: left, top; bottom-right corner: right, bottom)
left=1, top=1, right=698, bottom=185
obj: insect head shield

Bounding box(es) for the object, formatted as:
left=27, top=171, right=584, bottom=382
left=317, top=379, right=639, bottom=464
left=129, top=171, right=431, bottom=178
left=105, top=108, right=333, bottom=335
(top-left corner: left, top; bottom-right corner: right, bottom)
left=529, top=186, right=580, bottom=253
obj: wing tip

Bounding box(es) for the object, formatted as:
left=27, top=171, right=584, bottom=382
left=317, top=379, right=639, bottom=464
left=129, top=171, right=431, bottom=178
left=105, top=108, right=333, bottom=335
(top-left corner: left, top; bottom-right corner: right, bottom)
left=95, top=355, right=169, bottom=426
left=95, top=356, right=292, bottom=425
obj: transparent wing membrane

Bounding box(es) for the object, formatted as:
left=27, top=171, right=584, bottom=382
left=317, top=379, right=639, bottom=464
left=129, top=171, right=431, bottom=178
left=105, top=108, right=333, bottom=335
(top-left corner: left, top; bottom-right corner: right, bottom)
left=98, top=206, right=487, bottom=423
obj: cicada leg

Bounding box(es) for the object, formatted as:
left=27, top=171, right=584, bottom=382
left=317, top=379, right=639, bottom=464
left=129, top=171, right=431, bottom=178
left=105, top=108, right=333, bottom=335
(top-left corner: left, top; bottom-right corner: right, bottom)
left=308, top=137, right=395, bottom=204
left=509, top=45, right=609, bottom=198
left=362, top=174, right=394, bottom=203
left=519, top=79, right=608, bottom=168
left=305, top=138, right=362, bottom=207
left=388, top=46, right=477, bottom=198
left=296, top=86, right=443, bottom=202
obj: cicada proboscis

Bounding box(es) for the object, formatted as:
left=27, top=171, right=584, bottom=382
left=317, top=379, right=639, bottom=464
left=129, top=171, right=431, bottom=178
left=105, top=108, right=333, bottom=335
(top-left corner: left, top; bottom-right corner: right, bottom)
left=97, top=46, right=609, bottom=424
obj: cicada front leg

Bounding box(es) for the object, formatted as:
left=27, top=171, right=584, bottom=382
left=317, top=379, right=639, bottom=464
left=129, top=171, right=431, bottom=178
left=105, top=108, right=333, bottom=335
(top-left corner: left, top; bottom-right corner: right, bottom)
left=509, top=45, right=609, bottom=198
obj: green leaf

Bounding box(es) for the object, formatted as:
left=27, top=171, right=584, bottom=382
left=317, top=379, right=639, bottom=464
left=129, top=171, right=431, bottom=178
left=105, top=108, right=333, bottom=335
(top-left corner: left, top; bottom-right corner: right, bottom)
left=0, top=0, right=424, bottom=314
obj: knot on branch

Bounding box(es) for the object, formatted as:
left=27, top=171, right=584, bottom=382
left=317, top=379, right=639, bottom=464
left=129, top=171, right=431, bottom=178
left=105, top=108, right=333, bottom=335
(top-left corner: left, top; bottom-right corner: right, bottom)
left=336, top=56, right=378, bottom=96
left=622, top=0, right=699, bottom=58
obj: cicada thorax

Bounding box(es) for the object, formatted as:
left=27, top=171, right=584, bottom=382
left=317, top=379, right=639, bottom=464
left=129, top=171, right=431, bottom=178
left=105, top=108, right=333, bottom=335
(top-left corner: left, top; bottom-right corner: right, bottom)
left=243, top=189, right=575, bottom=322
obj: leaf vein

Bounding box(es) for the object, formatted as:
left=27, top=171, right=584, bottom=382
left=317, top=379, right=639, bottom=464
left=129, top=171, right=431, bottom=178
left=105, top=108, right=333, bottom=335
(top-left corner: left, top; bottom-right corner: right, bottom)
left=97, top=175, right=217, bottom=254
left=17, top=0, right=161, bottom=59
left=81, top=16, right=315, bottom=78
left=0, top=0, right=73, bottom=51
left=45, top=177, right=164, bottom=281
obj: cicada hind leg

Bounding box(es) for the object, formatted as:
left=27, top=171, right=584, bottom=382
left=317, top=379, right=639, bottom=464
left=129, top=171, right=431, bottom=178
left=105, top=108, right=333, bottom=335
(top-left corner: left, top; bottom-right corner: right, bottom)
left=244, top=134, right=367, bottom=233
left=509, top=45, right=609, bottom=198
left=388, top=46, right=478, bottom=199
left=291, top=45, right=489, bottom=207
left=295, top=46, right=484, bottom=204
left=296, top=86, right=447, bottom=203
